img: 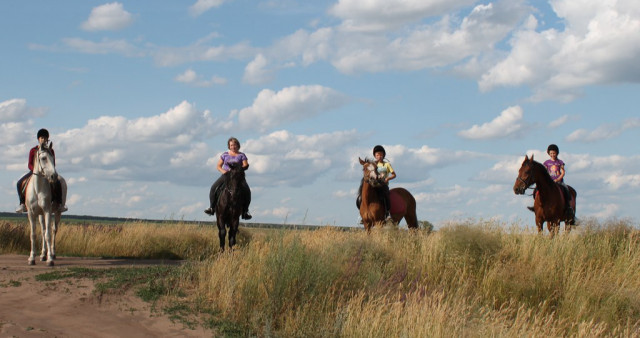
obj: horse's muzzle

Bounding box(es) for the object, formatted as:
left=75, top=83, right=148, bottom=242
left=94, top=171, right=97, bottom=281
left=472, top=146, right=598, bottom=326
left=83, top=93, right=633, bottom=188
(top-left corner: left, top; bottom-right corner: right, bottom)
left=513, top=186, right=525, bottom=195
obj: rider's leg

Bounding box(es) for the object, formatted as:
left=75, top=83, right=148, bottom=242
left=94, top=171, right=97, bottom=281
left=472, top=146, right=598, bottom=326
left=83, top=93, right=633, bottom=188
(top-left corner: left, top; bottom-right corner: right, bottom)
left=15, top=172, right=31, bottom=212
left=356, top=178, right=363, bottom=210
left=382, top=184, right=391, bottom=219
left=205, top=175, right=225, bottom=215
left=241, top=178, right=252, bottom=220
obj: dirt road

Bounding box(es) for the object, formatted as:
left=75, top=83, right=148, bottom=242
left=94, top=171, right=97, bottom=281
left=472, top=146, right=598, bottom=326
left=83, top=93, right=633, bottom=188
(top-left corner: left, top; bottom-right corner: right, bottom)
left=0, top=254, right=212, bottom=337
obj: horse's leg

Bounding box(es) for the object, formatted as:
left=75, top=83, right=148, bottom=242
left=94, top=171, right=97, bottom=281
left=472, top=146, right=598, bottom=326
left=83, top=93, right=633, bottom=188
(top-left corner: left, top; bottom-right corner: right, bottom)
left=535, top=213, right=544, bottom=233
left=39, top=214, right=47, bottom=261
left=50, top=211, right=60, bottom=259
left=216, top=215, right=227, bottom=252
left=43, top=212, right=54, bottom=266
left=229, top=218, right=239, bottom=249
left=547, top=221, right=558, bottom=239
left=27, top=212, right=37, bottom=265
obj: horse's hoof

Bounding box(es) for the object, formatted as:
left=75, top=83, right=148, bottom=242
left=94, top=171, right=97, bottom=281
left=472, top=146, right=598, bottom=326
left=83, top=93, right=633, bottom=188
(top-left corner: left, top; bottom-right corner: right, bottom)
left=46, top=261, right=54, bottom=267
left=51, top=254, right=56, bottom=259
left=40, top=256, right=47, bottom=262
left=28, top=260, right=35, bottom=266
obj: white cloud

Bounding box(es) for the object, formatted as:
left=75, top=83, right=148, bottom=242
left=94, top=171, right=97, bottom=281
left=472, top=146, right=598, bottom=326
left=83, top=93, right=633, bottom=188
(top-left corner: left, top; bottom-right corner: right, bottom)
left=566, top=118, right=640, bottom=142
left=458, top=106, right=525, bottom=140
left=175, top=69, right=227, bottom=87
left=479, top=0, right=640, bottom=101
left=81, top=2, right=134, bottom=31
left=237, top=85, right=350, bottom=131
left=189, top=0, right=228, bottom=17
left=549, top=115, right=569, bottom=128
left=242, top=129, right=360, bottom=187
left=243, top=54, right=274, bottom=85
left=605, top=173, right=640, bottom=190
left=62, top=38, right=144, bottom=57
left=0, top=98, right=46, bottom=122
left=329, top=0, right=477, bottom=32
left=0, top=99, right=47, bottom=146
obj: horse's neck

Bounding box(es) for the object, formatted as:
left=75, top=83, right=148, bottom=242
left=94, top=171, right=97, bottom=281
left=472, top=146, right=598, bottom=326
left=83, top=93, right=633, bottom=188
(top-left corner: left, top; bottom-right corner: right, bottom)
left=361, top=181, right=378, bottom=202
left=533, top=162, right=555, bottom=193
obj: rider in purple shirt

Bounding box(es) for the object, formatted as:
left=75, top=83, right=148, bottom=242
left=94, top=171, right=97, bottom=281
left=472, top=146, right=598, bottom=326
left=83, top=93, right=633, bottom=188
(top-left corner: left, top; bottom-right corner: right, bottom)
left=204, top=137, right=252, bottom=220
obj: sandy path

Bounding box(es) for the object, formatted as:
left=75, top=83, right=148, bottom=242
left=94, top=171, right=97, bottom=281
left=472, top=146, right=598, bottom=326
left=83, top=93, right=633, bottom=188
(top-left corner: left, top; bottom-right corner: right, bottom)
left=0, top=254, right=212, bottom=337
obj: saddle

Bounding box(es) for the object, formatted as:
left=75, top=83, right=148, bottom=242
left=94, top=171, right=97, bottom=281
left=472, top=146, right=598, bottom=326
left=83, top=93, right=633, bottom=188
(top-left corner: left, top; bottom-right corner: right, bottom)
left=20, top=175, right=62, bottom=203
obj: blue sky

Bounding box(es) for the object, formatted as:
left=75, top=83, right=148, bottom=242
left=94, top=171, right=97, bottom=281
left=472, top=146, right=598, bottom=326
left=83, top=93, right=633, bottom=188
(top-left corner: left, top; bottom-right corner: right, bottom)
left=1, top=0, right=639, bottom=227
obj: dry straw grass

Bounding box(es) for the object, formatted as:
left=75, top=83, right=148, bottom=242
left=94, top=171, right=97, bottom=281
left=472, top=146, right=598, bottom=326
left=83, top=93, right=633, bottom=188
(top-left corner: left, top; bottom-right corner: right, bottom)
left=2, top=218, right=639, bottom=336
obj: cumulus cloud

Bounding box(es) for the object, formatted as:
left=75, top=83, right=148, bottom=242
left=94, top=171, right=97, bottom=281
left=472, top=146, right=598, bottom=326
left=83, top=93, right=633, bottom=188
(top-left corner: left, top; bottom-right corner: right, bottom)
left=35, top=101, right=227, bottom=185
left=242, top=129, right=360, bottom=187
left=0, top=99, right=47, bottom=146
left=189, top=0, right=228, bottom=17
left=81, top=2, right=134, bottom=31
left=458, top=106, right=525, bottom=140
left=243, top=54, right=274, bottom=85
left=479, top=0, right=640, bottom=101
left=236, top=85, right=350, bottom=131
left=566, top=118, right=640, bottom=142
left=175, top=69, right=227, bottom=87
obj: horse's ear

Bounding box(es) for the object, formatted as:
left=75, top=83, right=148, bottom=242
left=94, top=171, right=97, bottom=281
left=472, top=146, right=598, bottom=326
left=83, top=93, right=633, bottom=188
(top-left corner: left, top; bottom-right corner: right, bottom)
left=530, top=154, right=534, bottom=161
left=359, top=157, right=366, bottom=165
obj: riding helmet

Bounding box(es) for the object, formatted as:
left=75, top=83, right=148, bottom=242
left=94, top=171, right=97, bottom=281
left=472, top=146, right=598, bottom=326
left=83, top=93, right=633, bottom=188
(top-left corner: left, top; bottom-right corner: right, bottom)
left=37, top=128, right=49, bottom=139
left=547, top=144, right=559, bottom=154
left=373, top=145, right=386, bottom=158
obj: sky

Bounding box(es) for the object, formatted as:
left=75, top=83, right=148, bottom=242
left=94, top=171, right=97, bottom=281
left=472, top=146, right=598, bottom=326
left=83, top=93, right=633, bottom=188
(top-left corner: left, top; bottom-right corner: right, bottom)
left=1, top=0, right=639, bottom=228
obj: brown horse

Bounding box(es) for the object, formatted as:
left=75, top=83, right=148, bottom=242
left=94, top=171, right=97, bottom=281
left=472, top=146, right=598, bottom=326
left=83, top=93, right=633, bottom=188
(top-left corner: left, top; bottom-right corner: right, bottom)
left=513, top=155, right=577, bottom=237
left=358, top=158, right=418, bottom=231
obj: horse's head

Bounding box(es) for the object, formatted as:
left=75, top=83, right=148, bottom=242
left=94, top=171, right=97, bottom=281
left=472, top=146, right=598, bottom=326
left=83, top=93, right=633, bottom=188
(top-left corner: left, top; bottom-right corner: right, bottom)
left=359, top=157, right=383, bottom=187
left=226, top=162, right=245, bottom=180
left=35, top=141, right=58, bottom=184
left=513, top=154, right=534, bottom=195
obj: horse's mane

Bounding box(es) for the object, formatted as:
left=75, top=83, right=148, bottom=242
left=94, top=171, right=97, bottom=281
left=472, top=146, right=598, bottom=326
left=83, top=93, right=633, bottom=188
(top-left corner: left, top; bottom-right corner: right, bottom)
left=529, top=158, right=555, bottom=185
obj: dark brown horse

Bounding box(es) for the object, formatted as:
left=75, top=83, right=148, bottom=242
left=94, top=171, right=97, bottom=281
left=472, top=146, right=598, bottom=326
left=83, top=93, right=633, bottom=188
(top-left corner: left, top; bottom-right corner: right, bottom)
left=358, top=158, right=418, bottom=231
left=215, top=162, right=247, bottom=251
left=513, top=155, right=577, bottom=237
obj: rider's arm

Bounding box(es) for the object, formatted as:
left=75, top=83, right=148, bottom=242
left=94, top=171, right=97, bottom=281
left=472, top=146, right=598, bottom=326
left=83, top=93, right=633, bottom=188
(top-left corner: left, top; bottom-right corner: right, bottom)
left=217, top=158, right=227, bottom=174
left=557, top=165, right=565, bottom=182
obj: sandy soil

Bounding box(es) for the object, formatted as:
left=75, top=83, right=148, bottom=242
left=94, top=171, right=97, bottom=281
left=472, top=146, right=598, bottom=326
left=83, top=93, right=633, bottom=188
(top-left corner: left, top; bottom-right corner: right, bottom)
left=0, top=254, right=213, bottom=337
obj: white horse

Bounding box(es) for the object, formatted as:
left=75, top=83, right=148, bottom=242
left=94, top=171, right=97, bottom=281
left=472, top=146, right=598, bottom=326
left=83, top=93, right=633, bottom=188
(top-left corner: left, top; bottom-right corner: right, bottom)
left=25, top=141, right=66, bottom=266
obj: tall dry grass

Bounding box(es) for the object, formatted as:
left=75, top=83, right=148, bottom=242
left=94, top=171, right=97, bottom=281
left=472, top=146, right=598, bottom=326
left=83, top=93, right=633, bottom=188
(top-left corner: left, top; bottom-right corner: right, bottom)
left=0, top=220, right=238, bottom=259
left=190, top=219, right=640, bottom=337
left=1, top=218, right=639, bottom=336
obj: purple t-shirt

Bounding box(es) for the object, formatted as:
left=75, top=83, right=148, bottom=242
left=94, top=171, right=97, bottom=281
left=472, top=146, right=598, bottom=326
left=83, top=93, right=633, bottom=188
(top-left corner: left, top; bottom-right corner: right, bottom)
left=220, top=151, right=248, bottom=171
left=543, top=159, right=564, bottom=182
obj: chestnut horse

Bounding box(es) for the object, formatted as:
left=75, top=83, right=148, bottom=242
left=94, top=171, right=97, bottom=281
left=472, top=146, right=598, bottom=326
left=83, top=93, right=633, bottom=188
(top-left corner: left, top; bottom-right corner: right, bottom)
left=215, top=162, right=248, bottom=251
left=513, top=155, right=576, bottom=237
left=358, top=158, right=418, bottom=231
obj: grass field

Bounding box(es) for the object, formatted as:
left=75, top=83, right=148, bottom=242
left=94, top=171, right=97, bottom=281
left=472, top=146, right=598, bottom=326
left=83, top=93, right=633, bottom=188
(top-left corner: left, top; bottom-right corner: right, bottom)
left=1, top=217, right=639, bottom=337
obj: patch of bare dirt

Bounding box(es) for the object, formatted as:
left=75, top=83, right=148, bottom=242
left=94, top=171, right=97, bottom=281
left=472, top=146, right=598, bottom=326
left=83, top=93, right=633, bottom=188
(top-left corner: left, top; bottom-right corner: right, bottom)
left=0, top=254, right=212, bottom=337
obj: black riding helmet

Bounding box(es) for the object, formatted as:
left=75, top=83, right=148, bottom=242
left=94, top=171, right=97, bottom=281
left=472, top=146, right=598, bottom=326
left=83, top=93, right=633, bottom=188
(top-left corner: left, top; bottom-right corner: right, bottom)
left=37, top=128, right=49, bottom=139
left=373, top=145, right=386, bottom=158
left=547, top=144, right=559, bottom=154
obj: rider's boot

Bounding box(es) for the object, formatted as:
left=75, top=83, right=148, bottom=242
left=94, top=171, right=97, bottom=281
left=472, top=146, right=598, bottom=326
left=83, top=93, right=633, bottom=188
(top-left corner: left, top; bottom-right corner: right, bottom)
left=242, top=209, right=252, bottom=220
left=16, top=204, right=27, bottom=213
left=204, top=207, right=215, bottom=216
